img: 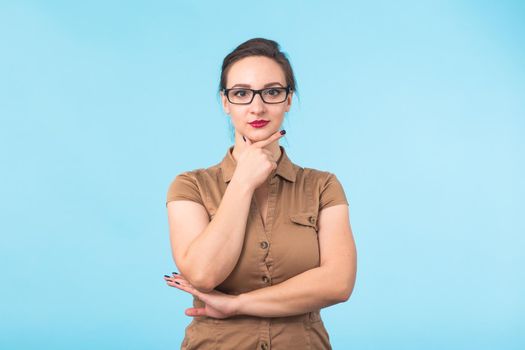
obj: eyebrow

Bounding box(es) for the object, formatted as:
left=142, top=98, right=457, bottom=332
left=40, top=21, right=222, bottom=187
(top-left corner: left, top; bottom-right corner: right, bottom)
left=230, top=82, right=285, bottom=88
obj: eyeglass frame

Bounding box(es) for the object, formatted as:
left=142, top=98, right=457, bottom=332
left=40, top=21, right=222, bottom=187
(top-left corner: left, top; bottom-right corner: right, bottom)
left=221, top=85, right=293, bottom=105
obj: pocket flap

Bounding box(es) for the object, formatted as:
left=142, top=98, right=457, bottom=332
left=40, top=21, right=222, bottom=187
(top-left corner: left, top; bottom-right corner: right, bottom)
left=289, top=212, right=318, bottom=229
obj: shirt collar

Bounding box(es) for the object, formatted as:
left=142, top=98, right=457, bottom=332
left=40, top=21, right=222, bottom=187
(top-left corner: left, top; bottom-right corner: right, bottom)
left=220, top=145, right=297, bottom=183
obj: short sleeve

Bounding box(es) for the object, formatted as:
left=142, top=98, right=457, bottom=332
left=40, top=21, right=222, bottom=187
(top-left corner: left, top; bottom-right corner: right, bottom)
left=165, top=171, right=204, bottom=207
left=319, top=173, right=349, bottom=211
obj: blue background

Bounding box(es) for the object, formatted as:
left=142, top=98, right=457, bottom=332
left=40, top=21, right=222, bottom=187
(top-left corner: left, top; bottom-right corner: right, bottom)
left=1, top=1, right=524, bottom=349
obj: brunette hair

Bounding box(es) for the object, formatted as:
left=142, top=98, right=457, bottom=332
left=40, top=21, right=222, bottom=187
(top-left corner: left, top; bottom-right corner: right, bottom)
left=219, top=38, right=298, bottom=94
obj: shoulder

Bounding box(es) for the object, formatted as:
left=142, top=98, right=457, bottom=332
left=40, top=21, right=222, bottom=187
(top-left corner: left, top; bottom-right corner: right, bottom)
left=166, top=163, right=223, bottom=206
left=168, top=162, right=223, bottom=185
left=293, top=165, right=348, bottom=210
left=295, top=165, right=343, bottom=188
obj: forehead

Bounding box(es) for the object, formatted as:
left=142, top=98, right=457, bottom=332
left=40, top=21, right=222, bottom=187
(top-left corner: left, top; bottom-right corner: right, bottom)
left=226, top=56, right=286, bottom=87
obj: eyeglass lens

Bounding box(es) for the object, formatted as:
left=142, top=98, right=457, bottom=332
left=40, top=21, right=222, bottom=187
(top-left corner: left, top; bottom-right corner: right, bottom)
left=227, top=88, right=288, bottom=104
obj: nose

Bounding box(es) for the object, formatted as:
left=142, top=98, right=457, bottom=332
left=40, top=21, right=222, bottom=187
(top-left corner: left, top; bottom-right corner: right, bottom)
left=249, top=92, right=266, bottom=114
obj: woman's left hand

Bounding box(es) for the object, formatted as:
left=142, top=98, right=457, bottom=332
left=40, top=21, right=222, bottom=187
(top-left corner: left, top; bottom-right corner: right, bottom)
left=163, top=273, right=241, bottom=319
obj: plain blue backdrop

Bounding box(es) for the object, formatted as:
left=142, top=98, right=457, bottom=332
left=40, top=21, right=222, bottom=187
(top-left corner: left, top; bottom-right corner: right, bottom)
left=1, top=1, right=523, bottom=349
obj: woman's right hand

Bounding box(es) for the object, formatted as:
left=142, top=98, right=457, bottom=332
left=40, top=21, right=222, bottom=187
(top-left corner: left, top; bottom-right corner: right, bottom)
left=231, top=130, right=286, bottom=191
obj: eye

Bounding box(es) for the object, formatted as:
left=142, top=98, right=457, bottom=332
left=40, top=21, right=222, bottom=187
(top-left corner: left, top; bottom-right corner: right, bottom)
left=233, top=89, right=248, bottom=97
left=265, top=88, right=282, bottom=96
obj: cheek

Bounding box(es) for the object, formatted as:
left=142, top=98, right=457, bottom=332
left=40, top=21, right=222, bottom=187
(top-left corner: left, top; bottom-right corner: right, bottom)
left=269, top=107, right=287, bottom=120
left=228, top=111, right=247, bottom=126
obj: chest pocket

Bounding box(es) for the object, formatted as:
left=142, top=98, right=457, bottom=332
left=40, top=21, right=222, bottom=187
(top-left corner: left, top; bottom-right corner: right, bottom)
left=289, top=211, right=319, bottom=232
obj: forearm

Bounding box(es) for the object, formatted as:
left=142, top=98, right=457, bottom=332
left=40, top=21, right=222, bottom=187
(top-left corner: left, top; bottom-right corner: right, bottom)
left=184, top=178, right=254, bottom=291
left=236, top=266, right=350, bottom=318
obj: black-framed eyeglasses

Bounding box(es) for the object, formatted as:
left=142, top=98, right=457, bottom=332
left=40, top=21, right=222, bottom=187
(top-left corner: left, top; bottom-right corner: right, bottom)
left=222, top=86, right=292, bottom=105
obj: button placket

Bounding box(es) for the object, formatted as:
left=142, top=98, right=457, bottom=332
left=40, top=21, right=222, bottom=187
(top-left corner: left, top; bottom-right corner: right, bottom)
left=258, top=318, right=271, bottom=350
left=251, top=198, right=269, bottom=257
left=253, top=179, right=278, bottom=290
left=264, top=179, right=278, bottom=236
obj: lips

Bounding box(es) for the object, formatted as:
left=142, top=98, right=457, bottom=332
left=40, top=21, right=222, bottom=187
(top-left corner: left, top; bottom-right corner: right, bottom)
left=249, top=120, right=269, bottom=128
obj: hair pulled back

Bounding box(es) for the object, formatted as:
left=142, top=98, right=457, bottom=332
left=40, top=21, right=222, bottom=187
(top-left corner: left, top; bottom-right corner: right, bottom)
left=219, top=38, right=297, bottom=94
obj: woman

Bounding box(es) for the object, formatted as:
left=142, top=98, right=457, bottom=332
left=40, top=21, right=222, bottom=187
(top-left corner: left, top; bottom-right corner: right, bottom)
left=164, top=38, right=357, bottom=350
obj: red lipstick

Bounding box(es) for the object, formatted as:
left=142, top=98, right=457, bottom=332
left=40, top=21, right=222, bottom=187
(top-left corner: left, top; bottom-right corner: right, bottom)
left=249, top=120, right=269, bottom=128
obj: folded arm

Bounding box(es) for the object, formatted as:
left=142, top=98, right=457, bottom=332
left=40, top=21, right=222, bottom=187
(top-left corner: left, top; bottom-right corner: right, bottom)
left=167, top=178, right=254, bottom=292
left=236, top=204, right=357, bottom=317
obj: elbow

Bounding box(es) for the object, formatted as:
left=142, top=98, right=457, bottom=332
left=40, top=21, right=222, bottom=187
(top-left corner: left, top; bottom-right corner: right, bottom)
left=334, top=286, right=353, bottom=303
left=326, top=281, right=353, bottom=303
left=192, top=279, right=215, bottom=293
left=335, top=277, right=356, bottom=302
left=187, top=273, right=218, bottom=293
left=325, top=265, right=356, bottom=303
left=338, top=287, right=353, bottom=302
left=174, top=266, right=215, bottom=293
left=175, top=258, right=218, bottom=293
left=337, top=261, right=357, bottom=302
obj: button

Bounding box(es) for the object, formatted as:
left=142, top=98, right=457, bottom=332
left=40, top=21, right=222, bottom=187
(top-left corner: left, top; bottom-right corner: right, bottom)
left=260, top=341, right=268, bottom=350
left=262, top=275, right=270, bottom=283
left=309, top=216, right=316, bottom=224
left=260, top=241, right=269, bottom=249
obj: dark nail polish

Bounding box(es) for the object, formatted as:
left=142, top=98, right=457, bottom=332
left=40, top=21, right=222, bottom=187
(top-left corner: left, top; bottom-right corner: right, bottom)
left=242, top=136, right=246, bottom=142
left=175, top=281, right=180, bottom=285
left=172, top=271, right=179, bottom=275
left=164, top=275, right=170, bottom=278
left=280, top=130, right=286, bottom=135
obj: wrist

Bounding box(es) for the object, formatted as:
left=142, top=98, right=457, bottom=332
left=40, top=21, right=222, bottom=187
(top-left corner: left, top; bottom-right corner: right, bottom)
left=234, top=293, right=248, bottom=316
left=229, top=176, right=255, bottom=195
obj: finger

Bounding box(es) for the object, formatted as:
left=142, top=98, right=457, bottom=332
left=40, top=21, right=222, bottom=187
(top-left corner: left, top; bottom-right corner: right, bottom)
left=164, top=274, right=185, bottom=284
left=172, top=276, right=190, bottom=287
left=252, top=129, right=285, bottom=149
left=260, top=148, right=276, bottom=161
left=166, top=280, right=195, bottom=295
left=166, top=275, right=184, bottom=284
left=169, top=275, right=191, bottom=288
left=242, top=133, right=252, bottom=145
left=168, top=278, right=206, bottom=300
left=185, top=307, right=207, bottom=317
left=171, top=274, right=186, bottom=282
left=164, top=274, right=175, bottom=282
left=165, top=279, right=181, bottom=287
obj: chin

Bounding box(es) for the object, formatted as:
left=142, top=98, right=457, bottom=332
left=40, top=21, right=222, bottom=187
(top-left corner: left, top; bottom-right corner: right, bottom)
left=249, top=129, right=276, bottom=139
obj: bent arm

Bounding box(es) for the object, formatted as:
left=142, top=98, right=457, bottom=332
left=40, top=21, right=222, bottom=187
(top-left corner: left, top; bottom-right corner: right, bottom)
left=168, top=178, right=254, bottom=292
left=236, top=266, right=353, bottom=317
left=236, top=204, right=357, bottom=317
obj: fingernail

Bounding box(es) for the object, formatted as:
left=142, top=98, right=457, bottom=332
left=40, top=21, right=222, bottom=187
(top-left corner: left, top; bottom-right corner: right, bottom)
left=172, top=271, right=179, bottom=275
left=242, top=136, right=246, bottom=142
left=280, top=129, right=286, bottom=135
left=164, top=275, right=170, bottom=278
left=175, top=281, right=180, bottom=285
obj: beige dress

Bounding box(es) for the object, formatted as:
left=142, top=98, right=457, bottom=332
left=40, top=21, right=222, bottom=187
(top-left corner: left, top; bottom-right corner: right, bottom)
left=166, top=145, right=349, bottom=350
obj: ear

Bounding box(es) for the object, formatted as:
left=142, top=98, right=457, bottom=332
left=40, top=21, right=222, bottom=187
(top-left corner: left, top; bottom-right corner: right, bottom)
left=220, top=91, right=231, bottom=115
